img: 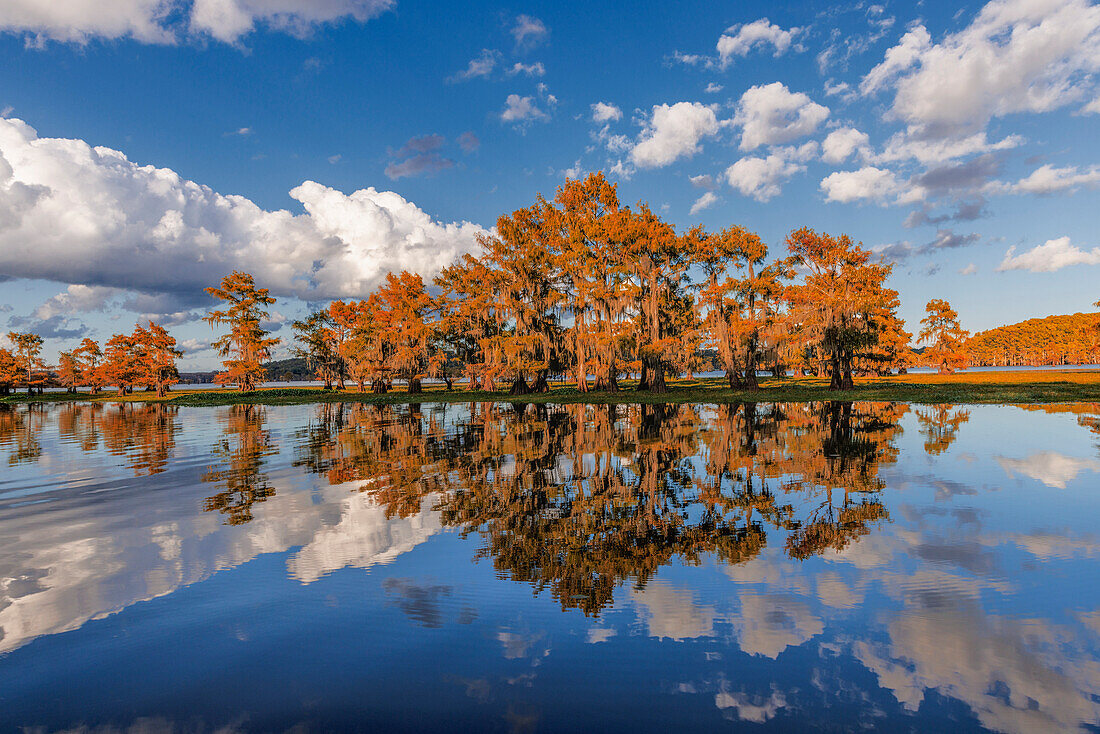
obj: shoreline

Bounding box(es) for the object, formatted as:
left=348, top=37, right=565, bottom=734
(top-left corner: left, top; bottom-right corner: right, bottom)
left=3, top=371, right=1100, bottom=407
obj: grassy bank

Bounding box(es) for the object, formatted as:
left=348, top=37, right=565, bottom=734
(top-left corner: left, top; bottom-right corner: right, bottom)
left=4, top=370, right=1100, bottom=407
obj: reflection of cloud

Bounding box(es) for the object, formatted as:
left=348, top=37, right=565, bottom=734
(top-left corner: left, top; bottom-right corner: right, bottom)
left=0, top=468, right=441, bottom=654
left=714, top=688, right=788, bottom=723
left=852, top=601, right=1100, bottom=734
left=497, top=630, right=545, bottom=660
left=631, top=580, right=716, bottom=640
left=586, top=626, right=616, bottom=644
left=729, top=593, right=823, bottom=658
left=382, top=578, right=453, bottom=628
left=287, top=494, right=442, bottom=583
left=997, top=452, right=1100, bottom=488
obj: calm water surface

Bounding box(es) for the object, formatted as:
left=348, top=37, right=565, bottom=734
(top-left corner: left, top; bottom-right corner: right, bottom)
left=1, top=400, right=1099, bottom=733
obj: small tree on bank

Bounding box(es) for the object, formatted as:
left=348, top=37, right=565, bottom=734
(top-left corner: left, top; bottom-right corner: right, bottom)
left=919, top=298, right=970, bottom=374
left=204, top=272, right=280, bottom=392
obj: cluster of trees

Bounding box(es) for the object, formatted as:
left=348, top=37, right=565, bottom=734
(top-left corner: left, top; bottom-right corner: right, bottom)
left=968, top=310, right=1100, bottom=367
left=286, top=173, right=912, bottom=394
left=0, top=323, right=182, bottom=396
left=4, top=176, right=1097, bottom=395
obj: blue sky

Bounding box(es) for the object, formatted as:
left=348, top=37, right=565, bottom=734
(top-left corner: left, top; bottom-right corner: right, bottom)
left=1, top=0, right=1099, bottom=368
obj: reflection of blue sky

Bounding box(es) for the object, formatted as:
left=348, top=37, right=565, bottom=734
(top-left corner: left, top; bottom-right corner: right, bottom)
left=1, top=402, right=1099, bottom=731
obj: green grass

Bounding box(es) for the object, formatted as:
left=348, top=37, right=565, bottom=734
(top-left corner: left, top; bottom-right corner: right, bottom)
left=5, top=370, right=1100, bottom=406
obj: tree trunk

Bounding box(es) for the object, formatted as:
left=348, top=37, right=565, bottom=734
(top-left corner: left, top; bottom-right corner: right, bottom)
left=744, top=367, right=759, bottom=391
left=728, top=370, right=743, bottom=390
left=640, top=359, right=667, bottom=393
left=829, top=354, right=843, bottom=390
left=509, top=376, right=532, bottom=395
left=371, top=379, right=388, bottom=394
left=408, top=377, right=422, bottom=394
left=533, top=370, right=550, bottom=393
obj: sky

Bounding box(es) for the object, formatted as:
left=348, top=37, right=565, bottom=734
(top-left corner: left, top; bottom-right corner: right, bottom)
left=0, top=0, right=1099, bottom=369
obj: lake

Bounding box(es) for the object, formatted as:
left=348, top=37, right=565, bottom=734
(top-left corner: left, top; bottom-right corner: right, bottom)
left=1, top=400, right=1099, bottom=733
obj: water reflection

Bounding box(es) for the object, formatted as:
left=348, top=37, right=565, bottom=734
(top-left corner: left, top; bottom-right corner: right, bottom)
left=202, top=404, right=277, bottom=524
left=1, top=400, right=1100, bottom=732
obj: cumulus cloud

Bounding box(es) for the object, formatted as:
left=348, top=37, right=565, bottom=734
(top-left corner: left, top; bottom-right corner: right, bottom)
left=0, top=116, right=485, bottom=302
left=591, top=102, right=622, bottom=123
left=997, top=237, right=1100, bottom=273
left=689, top=191, right=719, bottom=214
left=876, top=228, right=981, bottom=261
left=506, top=61, right=545, bottom=77
left=31, top=284, right=120, bottom=320
left=704, top=82, right=724, bottom=94
left=456, top=131, right=480, bottom=153
left=874, top=130, right=1024, bottom=165
left=725, top=142, right=817, bottom=202
left=861, top=0, right=1100, bottom=136
left=0, top=0, right=394, bottom=45
left=630, top=102, right=720, bottom=169
left=716, top=18, right=799, bottom=68
left=999, top=164, right=1100, bottom=195
left=822, top=127, right=871, bottom=164
left=449, top=49, right=499, bottom=82
left=500, top=94, right=548, bottom=124
left=385, top=134, right=454, bottom=180
left=820, top=166, right=917, bottom=204
left=511, top=14, right=547, bottom=50
left=734, top=82, right=828, bottom=151
left=904, top=200, right=986, bottom=228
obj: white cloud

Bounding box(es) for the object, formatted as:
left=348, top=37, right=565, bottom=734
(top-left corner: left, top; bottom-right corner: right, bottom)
left=861, top=0, right=1100, bottom=136
left=690, top=174, right=716, bottom=189
left=689, top=191, right=719, bottom=214
left=501, top=94, right=548, bottom=123
left=725, top=143, right=816, bottom=202
left=997, top=236, right=1100, bottom=273
left=822, top=127, right=871, bottom=164
left=591, top=101, right=622, bottom=123
left=0, top=0, right=394, bottom=45
left=511, top=14, right=547, bottom=49
left=0, top=116, right=485, bottom=302
left=32, top=284, right=120, bottom=320
left=959, top=263, right=978, bottom=275
left=874, top=130, right=1024, bottom=165
left=820, top=165, right=919, bottom=204
left=859, top=25, right=932, bottom=96
left=704, top=82, right=724, bottom=94
left=0, top=0, right=177, bottom=44
left=506, top=61, right=545, bottom=77
left=717, top=18, right=799, bottom=68
left=630, top=102, right=720, bottom=169
left=450, top=48, right=499, bottom=82
left=1084, top=95, right=1100, bottom=114
left=1001, top=164, right=1100, bottom=195
left=734, top=82, right=828, bottom=151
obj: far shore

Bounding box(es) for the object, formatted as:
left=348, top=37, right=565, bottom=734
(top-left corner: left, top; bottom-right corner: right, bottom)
left=3, top=369, right=1100, bottom=407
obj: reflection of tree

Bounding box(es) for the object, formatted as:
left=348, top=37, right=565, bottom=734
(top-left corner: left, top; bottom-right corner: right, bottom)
left=202, top=405, right=276, bottom=525
left=56, top=403, right=180, bottom=475
left=915, top=404, right=970, bottom=455
left=293, top=400, right=905, bottom=616
left=0, top=404, right=45, bottom=465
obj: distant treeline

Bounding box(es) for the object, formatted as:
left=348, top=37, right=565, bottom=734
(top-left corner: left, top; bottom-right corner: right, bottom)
left=968, top=312, right=1100, bottom=367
